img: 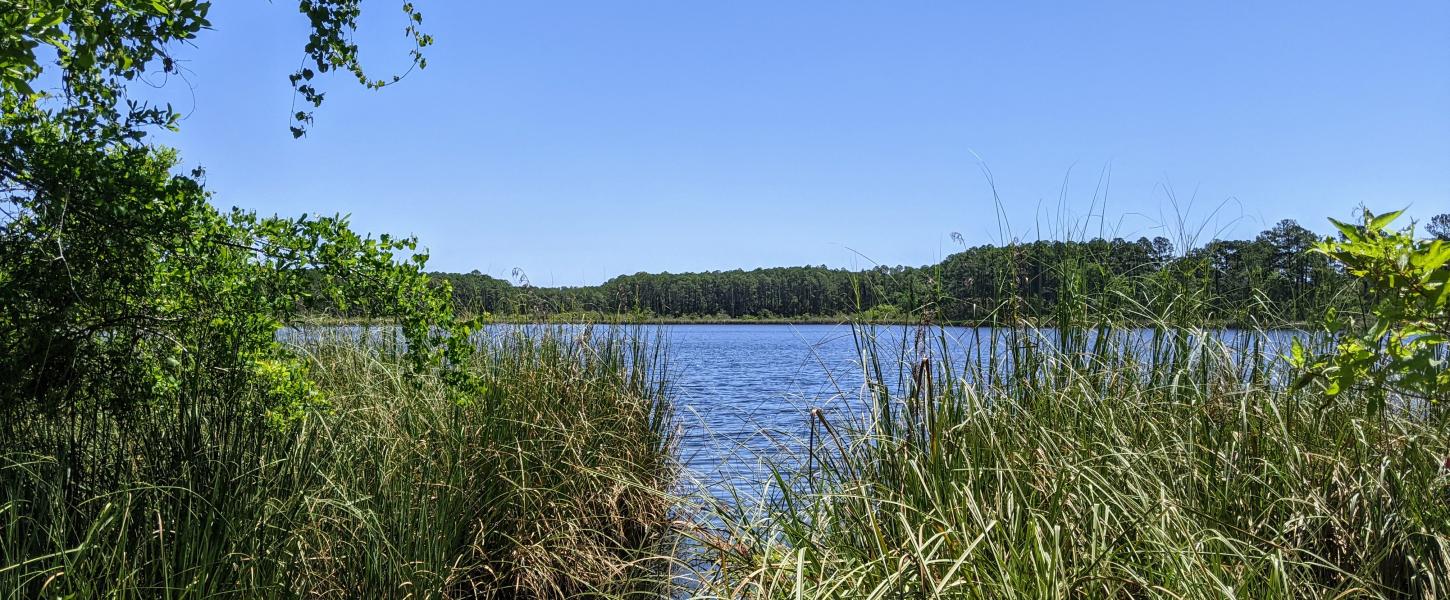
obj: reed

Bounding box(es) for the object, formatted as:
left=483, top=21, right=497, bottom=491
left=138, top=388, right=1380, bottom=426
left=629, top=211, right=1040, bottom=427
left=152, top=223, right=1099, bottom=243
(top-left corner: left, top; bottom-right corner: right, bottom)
left=695, top=250, right=1450, bottom=598
left=0, top=324, right=677, bottom=599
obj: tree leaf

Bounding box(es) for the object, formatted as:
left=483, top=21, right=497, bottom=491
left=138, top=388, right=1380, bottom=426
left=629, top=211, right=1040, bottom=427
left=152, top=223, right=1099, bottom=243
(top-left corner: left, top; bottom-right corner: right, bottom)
left=1369, top=210, right=1404, bottom=232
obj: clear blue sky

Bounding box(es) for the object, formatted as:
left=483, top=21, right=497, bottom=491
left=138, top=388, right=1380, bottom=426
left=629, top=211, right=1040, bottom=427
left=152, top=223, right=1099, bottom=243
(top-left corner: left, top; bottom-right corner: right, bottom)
left=147, top=1, right=1450, bottom=286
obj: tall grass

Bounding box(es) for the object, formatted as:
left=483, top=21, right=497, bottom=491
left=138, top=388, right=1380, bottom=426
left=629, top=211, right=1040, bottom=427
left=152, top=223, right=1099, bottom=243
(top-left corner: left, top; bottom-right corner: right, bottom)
left=696, top=269, right=1450, bottom=597
left=0, top=325, right=677, bottom=598
left=6, top=231, right=1446, bottom=598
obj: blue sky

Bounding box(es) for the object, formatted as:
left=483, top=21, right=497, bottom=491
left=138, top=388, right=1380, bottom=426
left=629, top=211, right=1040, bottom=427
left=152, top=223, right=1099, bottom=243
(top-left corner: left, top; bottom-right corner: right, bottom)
left=146, top=1, right=1449, bottom=285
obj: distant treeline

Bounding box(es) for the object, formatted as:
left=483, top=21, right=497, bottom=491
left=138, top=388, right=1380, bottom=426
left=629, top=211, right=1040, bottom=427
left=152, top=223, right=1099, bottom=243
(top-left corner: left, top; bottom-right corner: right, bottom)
left=431, top=219, right=1386, bottom=325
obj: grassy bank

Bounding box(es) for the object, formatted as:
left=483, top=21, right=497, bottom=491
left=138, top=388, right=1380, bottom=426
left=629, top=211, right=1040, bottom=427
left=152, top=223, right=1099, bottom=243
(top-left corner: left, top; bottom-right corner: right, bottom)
left=4, top=252, right=1443, bottom=597
left=3, top=321, right=1445, bottom=598
left=1, top=326, right=676, bottom=598
left=695, top=322, right=1450, bottom=598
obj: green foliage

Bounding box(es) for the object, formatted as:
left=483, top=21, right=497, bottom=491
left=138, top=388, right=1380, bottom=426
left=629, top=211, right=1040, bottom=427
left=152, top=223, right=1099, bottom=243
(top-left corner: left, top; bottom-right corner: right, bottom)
left=1291, top=209, right=1450, bottom=409
left=290, top=0, right=433, bottom=137
left=0, top=112, right=477, bottom=426
left=0, top=7, right=502, bottom=595
left=0, top=0, right=476, bottom=419
left=0, top=0, right=428, bottom=138
left=0, top=0, right=208, bottom=139
left=0, top=3, right=678, bottom=597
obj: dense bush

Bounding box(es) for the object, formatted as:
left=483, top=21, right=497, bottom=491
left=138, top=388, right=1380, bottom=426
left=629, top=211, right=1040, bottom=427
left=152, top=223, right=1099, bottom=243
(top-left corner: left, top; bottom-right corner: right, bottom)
left=0, top=0, right=473, bottom=430
left=1292, top=210, right=1449, bottom=409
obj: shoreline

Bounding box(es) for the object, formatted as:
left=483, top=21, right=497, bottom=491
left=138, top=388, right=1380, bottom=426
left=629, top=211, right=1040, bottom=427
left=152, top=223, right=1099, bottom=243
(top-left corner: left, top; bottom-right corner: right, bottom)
left=294, top=313, right=1313, bottom=330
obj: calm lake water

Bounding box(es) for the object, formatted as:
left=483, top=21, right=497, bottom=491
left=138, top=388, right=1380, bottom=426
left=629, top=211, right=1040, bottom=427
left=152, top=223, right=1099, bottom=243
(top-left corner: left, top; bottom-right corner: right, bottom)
left=666, top=324, right=877, bottom=502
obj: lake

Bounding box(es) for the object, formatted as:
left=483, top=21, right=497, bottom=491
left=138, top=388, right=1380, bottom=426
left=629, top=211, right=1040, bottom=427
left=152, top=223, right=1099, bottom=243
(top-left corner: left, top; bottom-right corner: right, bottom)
left=666, top=324, right=876, bottom=503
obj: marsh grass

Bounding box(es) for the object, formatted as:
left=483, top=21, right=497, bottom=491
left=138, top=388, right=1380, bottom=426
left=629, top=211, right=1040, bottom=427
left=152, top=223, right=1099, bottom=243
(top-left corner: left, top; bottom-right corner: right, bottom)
left=695, top=321, right=1450, bottom=598
left=5, top=226, right=1446, bottom=598
left=1, top=325, right=677, bottom=599
left=693, top=243, right=1450, bottom=598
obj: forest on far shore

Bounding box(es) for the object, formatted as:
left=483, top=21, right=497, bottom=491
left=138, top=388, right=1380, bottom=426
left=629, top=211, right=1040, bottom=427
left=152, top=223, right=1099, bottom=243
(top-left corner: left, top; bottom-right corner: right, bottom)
left=433, top=215, right=1450, bottom=324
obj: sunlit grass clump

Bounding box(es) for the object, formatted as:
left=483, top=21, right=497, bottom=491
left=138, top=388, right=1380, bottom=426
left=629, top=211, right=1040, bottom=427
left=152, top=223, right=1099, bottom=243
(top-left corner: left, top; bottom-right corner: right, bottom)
left=1, top=325, right=676, bottom=599
left=700, top=324, right=1450, bottom=599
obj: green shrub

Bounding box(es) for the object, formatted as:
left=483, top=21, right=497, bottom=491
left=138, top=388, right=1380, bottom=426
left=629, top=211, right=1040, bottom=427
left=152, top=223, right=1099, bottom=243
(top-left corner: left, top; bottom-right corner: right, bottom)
left=1292, top=209, right=1450, bottom=410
